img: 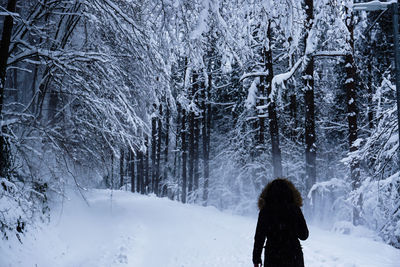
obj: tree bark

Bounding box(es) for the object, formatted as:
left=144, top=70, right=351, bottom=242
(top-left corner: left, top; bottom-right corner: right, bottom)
left=0, top=0, right=17, bottom=114
left=144, top=137, right=149, bottom=194
left=0, top=0, right=17, bottom=179
left=194, top=82, right=200, bottom=194
left=137, top=150, right=143, bottom=194
left=258, top=80, right=265, bottom=146
left=111, top=152, right=114, bottom=189
left=151, top=113, right=157, bottom=193
left=188, top=72, right=197, bottom=197
left=344, top=6, right=361, bottom=225
left=264, top=23, right=282, bottom=178
left=175, top=103, right=182, bottom=201
left=202, top=71, right=210, bottom=204
left=120, top=148, right=124, bottom=189
left=163, top=99, right=170, bottom=197
left=130, top=149, right=135, bottom=193
left=205, top=75, right=211, bottom=201
left=303, top=0, right=316, bottom=192
left=366, top=35, right=374, bottom=130
left=156, top=104, right=163, bottom=196
left=181, top=108, right=187, bottom=203
left=290, top=94, right=297, bottom=141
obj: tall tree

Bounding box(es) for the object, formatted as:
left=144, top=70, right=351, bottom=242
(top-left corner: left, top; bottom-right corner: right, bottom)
left=144, top=137, right=149, bottom=194
left=264, top=22, right=282, bottom=178
left=163, top=98, right=170, bottom=197
left=156, top=104, right=163, bottom=196
left=0, top=0, right=17, bottom=179
left=344, top=4, right=360, bottom=225
left=303, top=0, right=316, bottom=193
left=120, top=149, right=125, bottom=188
left=193, top=80, right=200, bottom=195
left=202, top=73, right=210, bottom=203
left=181, top=107, right=187, bottom=203
left=151, top=111, right=157, bottom=193
left=188, top=72, right=197, bottom=198
left=130, top=149, right=135, bottom=193
left=137, top=150, right=143, bottom=194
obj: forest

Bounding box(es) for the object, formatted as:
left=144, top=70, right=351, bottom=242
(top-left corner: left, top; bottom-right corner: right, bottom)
left=1, top=0, right=400, bottom=250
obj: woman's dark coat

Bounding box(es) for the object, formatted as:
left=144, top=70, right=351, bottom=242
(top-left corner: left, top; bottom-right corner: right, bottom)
left=252, top=179, right=309, bottom=267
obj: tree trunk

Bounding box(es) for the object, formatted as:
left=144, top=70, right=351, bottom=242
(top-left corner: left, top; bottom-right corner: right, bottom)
left=344, top=6, right=361, bottom=225
left=194, top=82, right=200, bottom=195
left=264, top=24, right=282, bottom=178
left=366, top=36, right=374, bottom=130
left=188, top=73, right=197, bottom=198
left=120, top=148, right=124, bottom=189
left=303, top=0, right=316, bottom=192
left=181, top=108, right=187, bottom=203
left=130, top=149, right=135, bottom=193
left=156, top=104, right=163, bottom=196
left=163, top=99, right=170, bottom=197
left=257, top=79, right=265, bottom=146
left=174, top=103, right=182, bottom=201
left=151, top=112, right=157, bottom=194
left=137, top=150, right=143, bottom=194
left=202, top=71, right=211, bottom=204
left=194, top=120, right=200, bottom=193
left=206, top=74, right=212, bottom=201
left=144, top=137, right=149, bottom=194
left=290, top=93, right=297, bottom=141
left=0, top=0, right=17, bottom=179
left=111, top=152, right=114, bottom=189
left=0, top=0, right=17, bottom=114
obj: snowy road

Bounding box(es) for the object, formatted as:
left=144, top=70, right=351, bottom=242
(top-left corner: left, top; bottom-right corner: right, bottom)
left=1, top=189, right=400, bottom=267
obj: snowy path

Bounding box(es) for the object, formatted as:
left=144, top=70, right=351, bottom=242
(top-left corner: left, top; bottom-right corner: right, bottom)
left=1, top=189, right=400, bottom=267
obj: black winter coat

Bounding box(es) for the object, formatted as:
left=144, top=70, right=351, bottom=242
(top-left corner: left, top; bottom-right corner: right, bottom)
left=252, top=180, right=309, bottom=267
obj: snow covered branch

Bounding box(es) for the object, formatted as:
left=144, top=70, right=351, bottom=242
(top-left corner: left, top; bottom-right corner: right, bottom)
left=240, top=71, right=269, bottom=82
left=270, top=57, right=303, bottom=96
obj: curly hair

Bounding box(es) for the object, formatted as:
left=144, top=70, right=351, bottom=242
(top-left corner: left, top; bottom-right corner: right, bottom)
left=258, top=178, right=303, bottom=210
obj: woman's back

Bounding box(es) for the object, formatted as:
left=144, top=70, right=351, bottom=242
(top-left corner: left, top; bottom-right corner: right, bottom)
left=252, top=179, right=308, bottom=267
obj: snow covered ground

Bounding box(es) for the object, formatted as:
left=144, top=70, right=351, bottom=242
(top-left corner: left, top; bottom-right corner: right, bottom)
left=1, top=189, right=400, bottom=267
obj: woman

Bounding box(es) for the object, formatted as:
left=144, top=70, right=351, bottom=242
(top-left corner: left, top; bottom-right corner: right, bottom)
left=252, top=178, right=309, bottom=267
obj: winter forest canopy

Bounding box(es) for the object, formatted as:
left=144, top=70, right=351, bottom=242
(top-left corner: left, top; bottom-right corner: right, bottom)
left=1, top=0, right=400, bottom=251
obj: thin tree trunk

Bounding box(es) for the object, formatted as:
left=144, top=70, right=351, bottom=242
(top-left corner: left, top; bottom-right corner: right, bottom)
left=130, top=149, right=135, bottom=193
left=181, top=108, right=187, bottom=203
left=156, top=104, right=163, bottom=196
left=264, top=23, right=282, bottom=178
left=202, top=70, right=210, bottom=204
left=366, top=35, right=374, bottom=130
left=188, top=73, right=197, bottom=197
left=120, top=149, right=124, bottom=189
left=151, top=112, right=157, bottom=193
left=205, top=74, right=211, bottom=201
left=163, top=99, right=170, bottom=197
left=289, top=94, right=297, bottom=141
left=303, top=0, right=316, bottom=192
left=345, top=6, right=361, bottom=225
left=144, top=137, right=149, bottom=194
left=258, top=83, right=265, bottom=146
left=137, top=150, right=143, bottom=194
left=194, top=118, right=200, bottom=192
left=194, top=80, right=200, bottom=194
left=175, top=103, right=182, bottom=201
left=111, top=152, right=114, bottom=189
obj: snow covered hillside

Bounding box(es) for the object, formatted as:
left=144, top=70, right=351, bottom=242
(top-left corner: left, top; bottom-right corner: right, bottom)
left=1, top=189, right=400, bottom=267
